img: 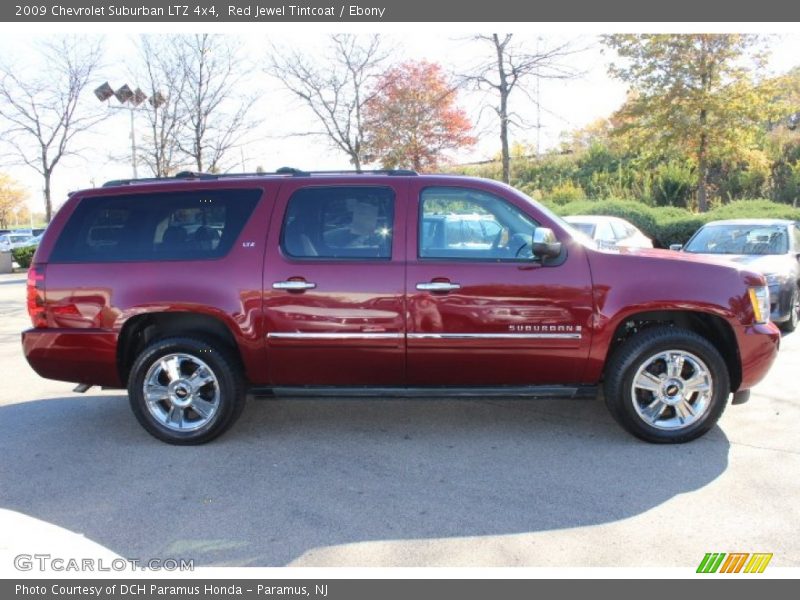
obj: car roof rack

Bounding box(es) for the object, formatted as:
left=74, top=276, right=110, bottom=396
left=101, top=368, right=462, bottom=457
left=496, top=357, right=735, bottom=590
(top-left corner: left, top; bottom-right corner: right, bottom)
left=102, top=167, right=418, bottom=187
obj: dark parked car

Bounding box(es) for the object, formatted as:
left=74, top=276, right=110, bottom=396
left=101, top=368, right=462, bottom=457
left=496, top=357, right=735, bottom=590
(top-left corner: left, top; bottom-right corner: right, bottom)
left=672, top=219, right=800, bottom=332
left=22, top=170, right=780, bottom=445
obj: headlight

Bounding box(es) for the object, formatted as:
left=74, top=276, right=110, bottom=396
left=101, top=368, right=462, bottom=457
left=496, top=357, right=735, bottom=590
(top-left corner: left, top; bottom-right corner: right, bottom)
left=748, top=286, right=771, bottom=324
left=764, top=273, right=787, bottom=286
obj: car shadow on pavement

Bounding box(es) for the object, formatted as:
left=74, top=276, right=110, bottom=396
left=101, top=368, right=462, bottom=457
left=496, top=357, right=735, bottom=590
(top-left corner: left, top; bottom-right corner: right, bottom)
left=0, top=393, right=730, bottom=567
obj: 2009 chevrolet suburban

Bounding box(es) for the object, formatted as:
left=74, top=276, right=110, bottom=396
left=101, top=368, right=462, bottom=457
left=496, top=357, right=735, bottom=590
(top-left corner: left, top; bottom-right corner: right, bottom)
left=22, top=169, right=781, bottom=444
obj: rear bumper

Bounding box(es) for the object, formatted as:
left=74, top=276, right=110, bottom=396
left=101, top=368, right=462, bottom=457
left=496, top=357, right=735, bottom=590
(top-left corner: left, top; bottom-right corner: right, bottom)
left=21, top=329, right=122, bottom=387
left=736, top=322, right=781, bottom=391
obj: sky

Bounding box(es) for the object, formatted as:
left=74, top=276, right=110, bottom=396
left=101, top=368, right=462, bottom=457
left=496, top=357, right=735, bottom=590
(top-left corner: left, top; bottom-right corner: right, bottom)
left=0, top=28, right=799, bottom=219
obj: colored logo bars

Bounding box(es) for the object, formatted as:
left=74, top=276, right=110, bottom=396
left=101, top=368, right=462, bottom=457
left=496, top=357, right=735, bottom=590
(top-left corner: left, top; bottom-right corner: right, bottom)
left=697, top=552, right=773, bottom=573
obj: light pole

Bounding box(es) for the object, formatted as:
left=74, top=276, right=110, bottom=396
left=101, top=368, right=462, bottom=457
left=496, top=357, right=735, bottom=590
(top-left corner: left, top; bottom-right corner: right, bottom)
left=94, top=82, right=166, bottom=179
left=535, top=36, right=543, bottom=156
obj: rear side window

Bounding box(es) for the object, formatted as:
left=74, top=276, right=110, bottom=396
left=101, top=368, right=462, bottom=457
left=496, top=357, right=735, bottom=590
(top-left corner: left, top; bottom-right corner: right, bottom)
left=50, top=189, right=260, bottom=262
left=281, top=186, right=394, bottom=259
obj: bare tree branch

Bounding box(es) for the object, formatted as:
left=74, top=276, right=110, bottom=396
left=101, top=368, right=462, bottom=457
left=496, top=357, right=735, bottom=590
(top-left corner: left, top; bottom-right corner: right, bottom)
left=128, top=35, right=191, bottom=177
left=0, top=36, right=106, bottom=220
left=172, top=34, right=259, bottom=173
left=459, top=34, right=586, bottom=183
left=266, top=34, right=390, bottom=170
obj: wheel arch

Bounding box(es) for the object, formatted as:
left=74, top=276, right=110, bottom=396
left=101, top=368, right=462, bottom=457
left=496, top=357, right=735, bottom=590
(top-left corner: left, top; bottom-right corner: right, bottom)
left=603, top=309, right=741, bottom=392
left=117, top=311, right=245, bottom=387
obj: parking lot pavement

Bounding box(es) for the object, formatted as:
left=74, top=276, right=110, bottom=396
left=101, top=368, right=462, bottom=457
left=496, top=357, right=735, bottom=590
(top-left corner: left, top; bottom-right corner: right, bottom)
left=0, top=271, right=798, bottom=568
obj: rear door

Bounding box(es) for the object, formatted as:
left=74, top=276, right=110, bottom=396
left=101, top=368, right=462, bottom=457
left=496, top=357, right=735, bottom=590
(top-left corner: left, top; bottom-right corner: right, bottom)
left=406, top=182, right=594, bottom=386
left=263, top=180, right=407, bottom=386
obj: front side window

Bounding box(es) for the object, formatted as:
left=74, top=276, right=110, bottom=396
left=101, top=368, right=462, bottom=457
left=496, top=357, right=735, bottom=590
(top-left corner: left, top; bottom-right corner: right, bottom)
left=281, top=186, right=394, bottom=259
left=51, top=189, right=260, bottom=262
left=419, top=187, right=538, bottom=261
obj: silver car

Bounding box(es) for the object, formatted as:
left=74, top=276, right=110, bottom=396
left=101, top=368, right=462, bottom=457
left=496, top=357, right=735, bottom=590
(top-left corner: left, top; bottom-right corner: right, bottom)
left=674, top=219, right=800, bottom=332
left=0, top=233, right=34, bottom=252
left=564, top=215, right=653, bottom=249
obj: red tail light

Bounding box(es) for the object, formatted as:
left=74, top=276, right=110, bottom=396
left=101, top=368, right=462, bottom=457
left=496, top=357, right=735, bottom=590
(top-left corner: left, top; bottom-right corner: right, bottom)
left=26, top=263, right=47, bottom=328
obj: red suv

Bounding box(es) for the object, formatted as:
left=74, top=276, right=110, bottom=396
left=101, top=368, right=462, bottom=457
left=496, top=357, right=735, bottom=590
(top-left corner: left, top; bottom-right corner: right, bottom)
left=22, top=170, right=781, bottom=444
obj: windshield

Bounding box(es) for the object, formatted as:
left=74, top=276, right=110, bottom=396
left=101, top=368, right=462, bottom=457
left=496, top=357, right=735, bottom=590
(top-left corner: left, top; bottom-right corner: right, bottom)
left=685, top=224, right=788, bottom=255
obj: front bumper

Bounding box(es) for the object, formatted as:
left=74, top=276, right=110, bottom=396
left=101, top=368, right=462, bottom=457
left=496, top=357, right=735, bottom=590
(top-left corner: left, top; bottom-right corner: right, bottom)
left=736, top=322, right=781, bottom=391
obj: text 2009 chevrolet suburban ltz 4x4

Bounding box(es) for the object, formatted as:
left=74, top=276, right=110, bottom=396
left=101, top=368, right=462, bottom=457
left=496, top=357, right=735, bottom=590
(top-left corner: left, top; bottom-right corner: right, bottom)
left=22, top=169, right=781, bottom=444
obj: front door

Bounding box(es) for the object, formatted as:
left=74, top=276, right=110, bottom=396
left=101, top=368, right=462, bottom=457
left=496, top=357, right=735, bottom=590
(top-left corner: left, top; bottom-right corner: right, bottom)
left=406, top=183, right=594, bottom=386
left=263, top=182, right=406, bottom=386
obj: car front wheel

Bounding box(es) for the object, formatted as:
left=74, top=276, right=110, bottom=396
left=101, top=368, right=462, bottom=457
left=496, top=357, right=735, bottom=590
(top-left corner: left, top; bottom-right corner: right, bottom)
left=127, top=337, right=246, bottom=444
left=604, top=327, right=730, bottom=443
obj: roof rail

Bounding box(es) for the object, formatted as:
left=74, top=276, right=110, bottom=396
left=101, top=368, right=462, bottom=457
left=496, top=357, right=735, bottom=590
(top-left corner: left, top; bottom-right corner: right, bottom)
left=274, top=167, right=419, bottom=177
left=101, top=166, right=418, bottom=187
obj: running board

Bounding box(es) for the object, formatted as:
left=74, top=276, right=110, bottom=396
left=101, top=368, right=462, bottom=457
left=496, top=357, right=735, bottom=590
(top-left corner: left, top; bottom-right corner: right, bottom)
left=250, top=385, right=597, bottom=399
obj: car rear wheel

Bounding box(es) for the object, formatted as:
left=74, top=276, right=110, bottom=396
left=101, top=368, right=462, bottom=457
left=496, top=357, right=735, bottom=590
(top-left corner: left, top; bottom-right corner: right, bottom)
left=128, top=337, right=246, bottom=444
left=604, top=327, right=729, bottom=443
left=779, top=285, right=799, bottom=333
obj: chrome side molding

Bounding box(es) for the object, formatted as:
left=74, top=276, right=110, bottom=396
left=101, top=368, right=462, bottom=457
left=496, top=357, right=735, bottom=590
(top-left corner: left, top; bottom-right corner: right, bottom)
left=267, top=332, right=403, bottom=340
left=267, top=332, right=581, bottom=340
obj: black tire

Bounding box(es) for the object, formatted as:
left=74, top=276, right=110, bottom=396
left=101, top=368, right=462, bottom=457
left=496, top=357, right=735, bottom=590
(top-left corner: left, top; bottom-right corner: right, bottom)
left=779, top=285, right=799, bottom=333
left=127, top=337, right=246, bottom=444
left=603, top=326, right=730, bottom=444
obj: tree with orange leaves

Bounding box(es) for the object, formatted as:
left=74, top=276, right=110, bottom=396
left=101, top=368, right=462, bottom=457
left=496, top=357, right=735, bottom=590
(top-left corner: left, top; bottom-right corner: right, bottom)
left=364, top=61, right=475, bottom=172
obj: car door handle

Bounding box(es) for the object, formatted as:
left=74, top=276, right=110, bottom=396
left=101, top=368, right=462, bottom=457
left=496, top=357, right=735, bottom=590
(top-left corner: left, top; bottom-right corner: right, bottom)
left=273, top=280, right=317, bottom=291
left=416, top=281, right=461, bottom=292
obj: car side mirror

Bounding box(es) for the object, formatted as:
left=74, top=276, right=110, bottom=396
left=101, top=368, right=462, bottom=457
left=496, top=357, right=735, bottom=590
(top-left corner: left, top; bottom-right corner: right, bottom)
left=669, top=244, right=683, bottom=251
left=532, top=227, right=562, bottom=259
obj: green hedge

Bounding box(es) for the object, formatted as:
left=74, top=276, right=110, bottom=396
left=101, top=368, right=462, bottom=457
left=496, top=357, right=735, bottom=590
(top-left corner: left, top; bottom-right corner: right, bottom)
left=11, top=246, right=36, bottom=269
left=547, top=198, right=800, bottom=248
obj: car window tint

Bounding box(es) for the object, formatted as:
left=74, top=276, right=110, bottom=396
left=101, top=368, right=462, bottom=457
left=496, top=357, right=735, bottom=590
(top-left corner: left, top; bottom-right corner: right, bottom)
left=281, top=186, right=394, bottom=259
left=419, top=187, right=538, bottom=261
left=609, top=219, right=630, bottom=240
left=595, top=220, right=616, bottom=242
left=50, top=189, right=260, bottom=262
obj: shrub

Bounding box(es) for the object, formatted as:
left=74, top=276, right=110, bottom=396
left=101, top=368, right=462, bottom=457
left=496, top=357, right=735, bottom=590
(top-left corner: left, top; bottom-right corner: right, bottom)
left=651, top=214, right=708, bottom=248
left=651, top=160, right=694, bottom=208
left=708, top=199, right=800, bottom=220
left=11, top=246, right=36, bottom=269
left=552, top=198, right=800, bottom=249
left=544, top=181, right=587, bottom=205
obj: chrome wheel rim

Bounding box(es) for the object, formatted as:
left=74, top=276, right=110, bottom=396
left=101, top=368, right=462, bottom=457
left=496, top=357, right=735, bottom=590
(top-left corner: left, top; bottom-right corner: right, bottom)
left=143, top=353, right=220, bottom=432
left=792, top=288, right=799, bottom=328
left=630, top=350, right=713, bottom=431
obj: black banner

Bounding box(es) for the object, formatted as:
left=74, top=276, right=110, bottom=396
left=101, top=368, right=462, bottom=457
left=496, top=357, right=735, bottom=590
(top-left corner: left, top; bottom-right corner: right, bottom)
left=2, top=0, right=800, bottom=22
left=3, top=580, right=799, bottom=600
